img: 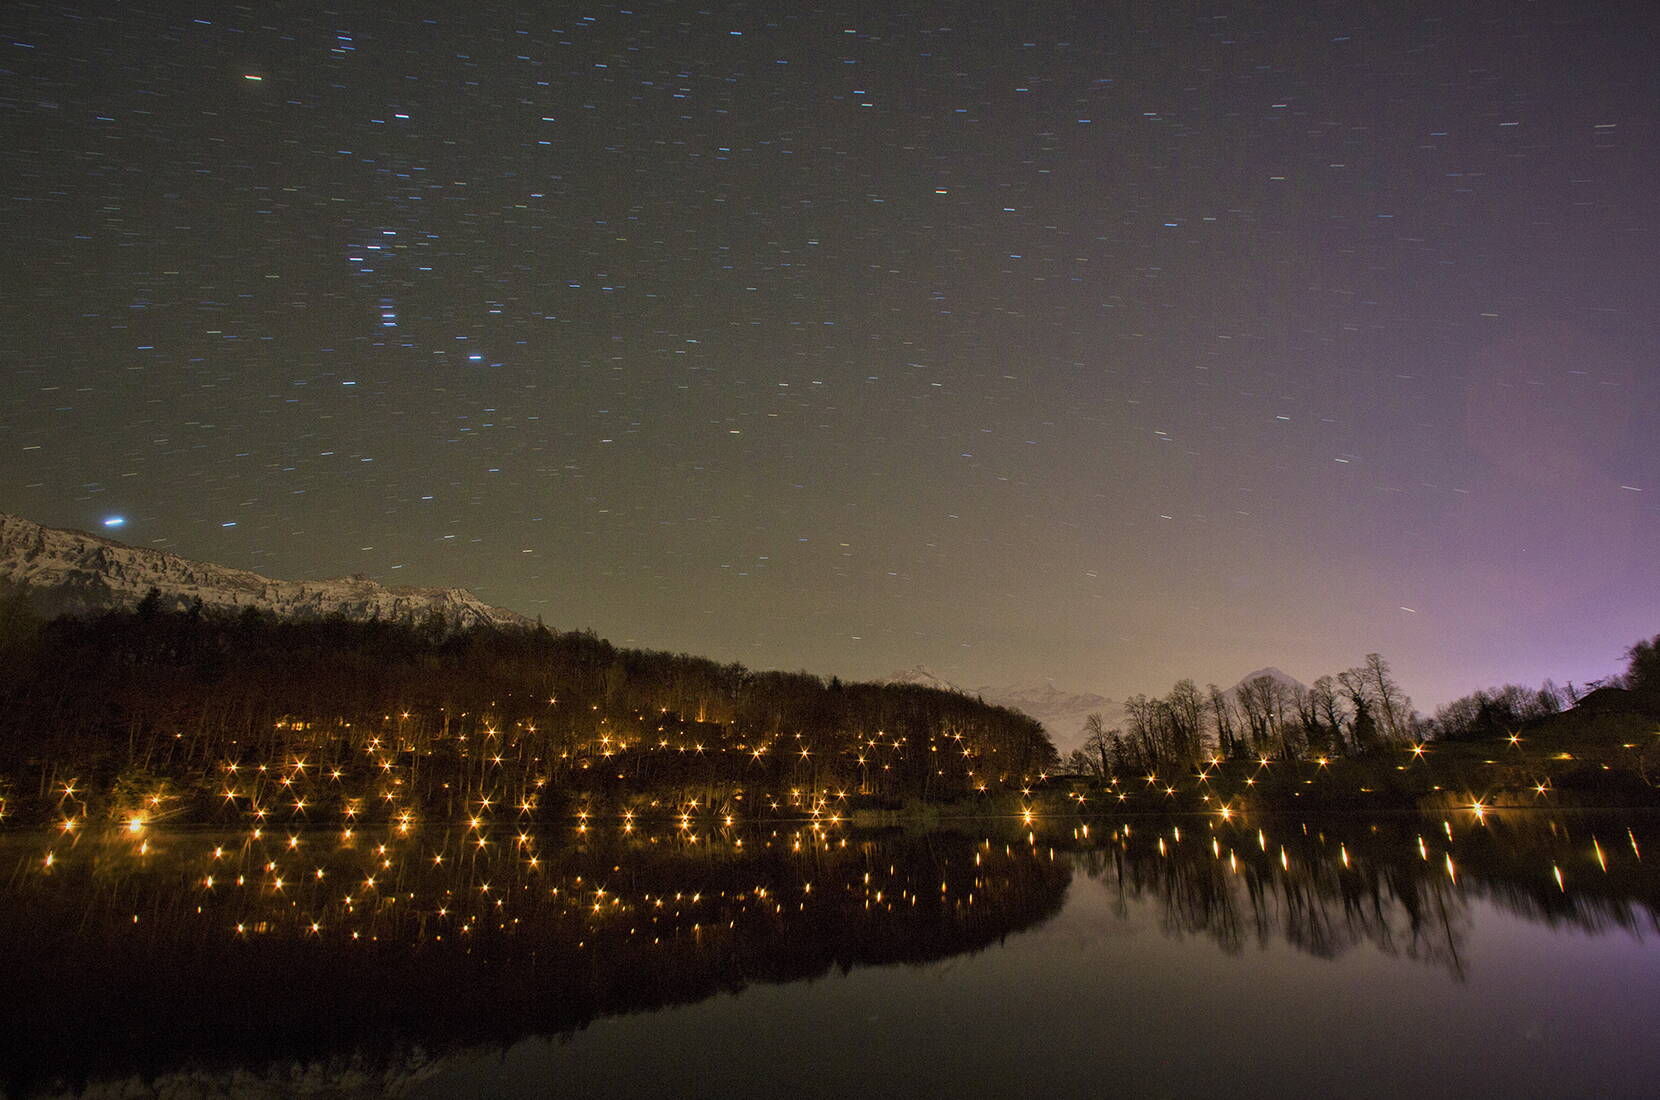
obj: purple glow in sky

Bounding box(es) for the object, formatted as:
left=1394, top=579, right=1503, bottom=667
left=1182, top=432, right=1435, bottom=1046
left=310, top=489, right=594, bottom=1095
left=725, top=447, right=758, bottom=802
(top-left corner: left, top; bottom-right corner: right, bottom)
left=2, top=1, right=1655, bottom=708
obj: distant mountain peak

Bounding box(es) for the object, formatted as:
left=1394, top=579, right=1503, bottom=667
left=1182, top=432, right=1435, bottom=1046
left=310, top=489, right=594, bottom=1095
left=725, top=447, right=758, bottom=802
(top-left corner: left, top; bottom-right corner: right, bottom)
left=0, top=512, right=533, bottom=631
left=880, top=672, right=1117, bottom=755
left=1231, top=667, right=1305, bottom=692
left=881, top=665, right=965, bottom=693
left=978, top=679, right=1113, bottom=710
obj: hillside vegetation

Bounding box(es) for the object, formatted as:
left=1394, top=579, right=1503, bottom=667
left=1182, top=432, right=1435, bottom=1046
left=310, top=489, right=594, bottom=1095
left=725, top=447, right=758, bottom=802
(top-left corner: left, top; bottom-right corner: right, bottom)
left=0, top=592, right=1056, bottom=826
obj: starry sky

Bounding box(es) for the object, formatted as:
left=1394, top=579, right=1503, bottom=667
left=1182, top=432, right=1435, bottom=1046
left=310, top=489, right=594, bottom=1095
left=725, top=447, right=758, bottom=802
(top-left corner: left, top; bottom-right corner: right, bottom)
left=3, top=1, right=1657, bottom=710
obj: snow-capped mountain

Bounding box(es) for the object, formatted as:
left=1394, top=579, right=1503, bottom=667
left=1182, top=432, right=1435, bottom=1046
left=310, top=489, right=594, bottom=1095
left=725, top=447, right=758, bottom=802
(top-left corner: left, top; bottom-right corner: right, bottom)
left=990, top=670, right=1312, bottom=755
left=973, top=680, right=1120, bottom=755
left=881, top=665, right=966, bottom=693
left=881, top=667, right=1117, bottom=754
left=0, top=513, right=533, bottom=631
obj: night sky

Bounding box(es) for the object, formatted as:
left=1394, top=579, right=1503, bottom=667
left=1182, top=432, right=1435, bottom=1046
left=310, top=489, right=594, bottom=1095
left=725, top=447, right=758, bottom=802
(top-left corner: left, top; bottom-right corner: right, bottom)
left=3, top=1, right=1656, bottom=709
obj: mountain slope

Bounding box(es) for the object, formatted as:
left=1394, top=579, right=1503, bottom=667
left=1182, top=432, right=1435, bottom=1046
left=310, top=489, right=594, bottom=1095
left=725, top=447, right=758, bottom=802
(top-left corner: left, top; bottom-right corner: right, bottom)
left=0, top=513, right=532, bottom=630
left=882, top=665, right=966, bottom=694
left=882, top=668, right=1118, bottom=755
left=974, top=680, right=1119, bottom=755
left=1228, top=667, right=1306, bottom=696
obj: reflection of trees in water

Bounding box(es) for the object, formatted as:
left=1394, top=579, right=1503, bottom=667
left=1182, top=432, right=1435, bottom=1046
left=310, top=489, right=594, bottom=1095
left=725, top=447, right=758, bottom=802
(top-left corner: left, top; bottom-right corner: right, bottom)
left=5, top=813, right=1656, bottom=1093
left=1074, top=813, right=1660, bottom=980
left=0, top=826, right=1069, bottom=1094
left=1454, top=814, right=1660, bottom=941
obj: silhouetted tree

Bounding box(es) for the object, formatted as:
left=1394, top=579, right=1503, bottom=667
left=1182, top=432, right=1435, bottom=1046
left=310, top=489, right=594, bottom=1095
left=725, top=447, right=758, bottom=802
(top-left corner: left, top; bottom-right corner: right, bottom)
left=1624, top=634, right=1660, bottom=713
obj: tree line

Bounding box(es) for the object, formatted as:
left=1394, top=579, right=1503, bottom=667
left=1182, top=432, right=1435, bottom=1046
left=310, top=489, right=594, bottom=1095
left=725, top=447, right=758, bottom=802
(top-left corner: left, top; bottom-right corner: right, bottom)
left=1065, top=632, right=1660, bottom=779
left=1423, top=633, right=1660, bottom=741
left=1067, top=653, right=1421, bottom=778
left=0, top=588, right=1057, bottom=822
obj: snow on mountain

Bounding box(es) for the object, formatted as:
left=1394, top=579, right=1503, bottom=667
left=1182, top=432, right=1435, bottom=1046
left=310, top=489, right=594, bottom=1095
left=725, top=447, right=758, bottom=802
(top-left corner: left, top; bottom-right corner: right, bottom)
left=974, top=680, right=1120, bottom=755
left=0, top=513, right=534, bottom=631
left=880, top=667, right=1118, bottom=754
left=998, top=669, right=1311, bottom=755
left=975, top=679, right=1115, bottom=721
left=881, top=665, right=967, bottom=694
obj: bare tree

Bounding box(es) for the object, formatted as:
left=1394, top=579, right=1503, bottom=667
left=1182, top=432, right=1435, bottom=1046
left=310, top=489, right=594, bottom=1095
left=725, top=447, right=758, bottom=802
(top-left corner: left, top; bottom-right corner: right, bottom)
left=1236, top=675, right=1288, bottom=756
left=1290, top=683, right=1324, bottom=757
left=1123, top=694, right=1163, bottom=770
left=1336, top=668, right=1379, bottom=751
left=1081, top=713, right=1114, bottom=777
left=1207, top=683, right=1240, bottom=759
left=1362, top=653, right=1413, bottom=743
left=1311, top=676, right=1347, bottom=754
left=1165, top=679, right=1207, bottom=766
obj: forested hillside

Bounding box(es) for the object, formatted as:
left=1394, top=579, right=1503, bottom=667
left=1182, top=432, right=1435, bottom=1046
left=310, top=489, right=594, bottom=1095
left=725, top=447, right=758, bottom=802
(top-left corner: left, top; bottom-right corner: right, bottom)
left=0, top=594, right=1056, bottom=825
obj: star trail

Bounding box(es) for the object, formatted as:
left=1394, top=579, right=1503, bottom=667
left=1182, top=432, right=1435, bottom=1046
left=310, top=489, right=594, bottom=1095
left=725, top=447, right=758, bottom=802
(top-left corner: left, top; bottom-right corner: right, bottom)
left=3, top=0, right=1656, bottom=706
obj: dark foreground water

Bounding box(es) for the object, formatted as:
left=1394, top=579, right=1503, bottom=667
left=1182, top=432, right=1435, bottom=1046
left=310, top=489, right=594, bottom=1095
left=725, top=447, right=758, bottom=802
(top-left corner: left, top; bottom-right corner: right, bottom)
left=3, top=810, right=1659, bottom=1098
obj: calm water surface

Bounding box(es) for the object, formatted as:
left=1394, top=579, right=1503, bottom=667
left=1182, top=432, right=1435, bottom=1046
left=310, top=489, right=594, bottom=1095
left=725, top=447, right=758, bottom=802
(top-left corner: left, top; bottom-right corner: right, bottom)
left=3, top=811, right=1658, bottom=1098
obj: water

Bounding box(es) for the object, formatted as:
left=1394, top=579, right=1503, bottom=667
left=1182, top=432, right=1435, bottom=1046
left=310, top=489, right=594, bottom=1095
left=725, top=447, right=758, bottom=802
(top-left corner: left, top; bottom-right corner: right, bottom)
left=3, top=811, right=1658, bottom=1098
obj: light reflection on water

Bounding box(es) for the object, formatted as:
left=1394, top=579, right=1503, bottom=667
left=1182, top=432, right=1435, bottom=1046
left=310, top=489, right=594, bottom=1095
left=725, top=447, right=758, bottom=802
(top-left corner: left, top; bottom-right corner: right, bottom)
left=4, top=811, right=1660, bottom=1097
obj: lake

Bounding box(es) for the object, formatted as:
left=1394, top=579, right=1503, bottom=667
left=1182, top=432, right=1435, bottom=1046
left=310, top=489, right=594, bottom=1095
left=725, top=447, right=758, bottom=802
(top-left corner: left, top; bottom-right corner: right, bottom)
left=3, top=809, right=1658, bottom=1098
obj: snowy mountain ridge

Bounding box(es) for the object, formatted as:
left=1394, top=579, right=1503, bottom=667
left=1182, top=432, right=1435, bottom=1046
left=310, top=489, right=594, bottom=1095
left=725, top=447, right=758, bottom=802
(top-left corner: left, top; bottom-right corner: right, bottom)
left=976, top=678, right=1116, bottom=719
left=881, top=665, right=965, bottom=693
left=880, top=666, right=1117, bottom=753
left=972, top=679, right=1118, bottom=755
left=0, top=513, right=533, bottom=631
